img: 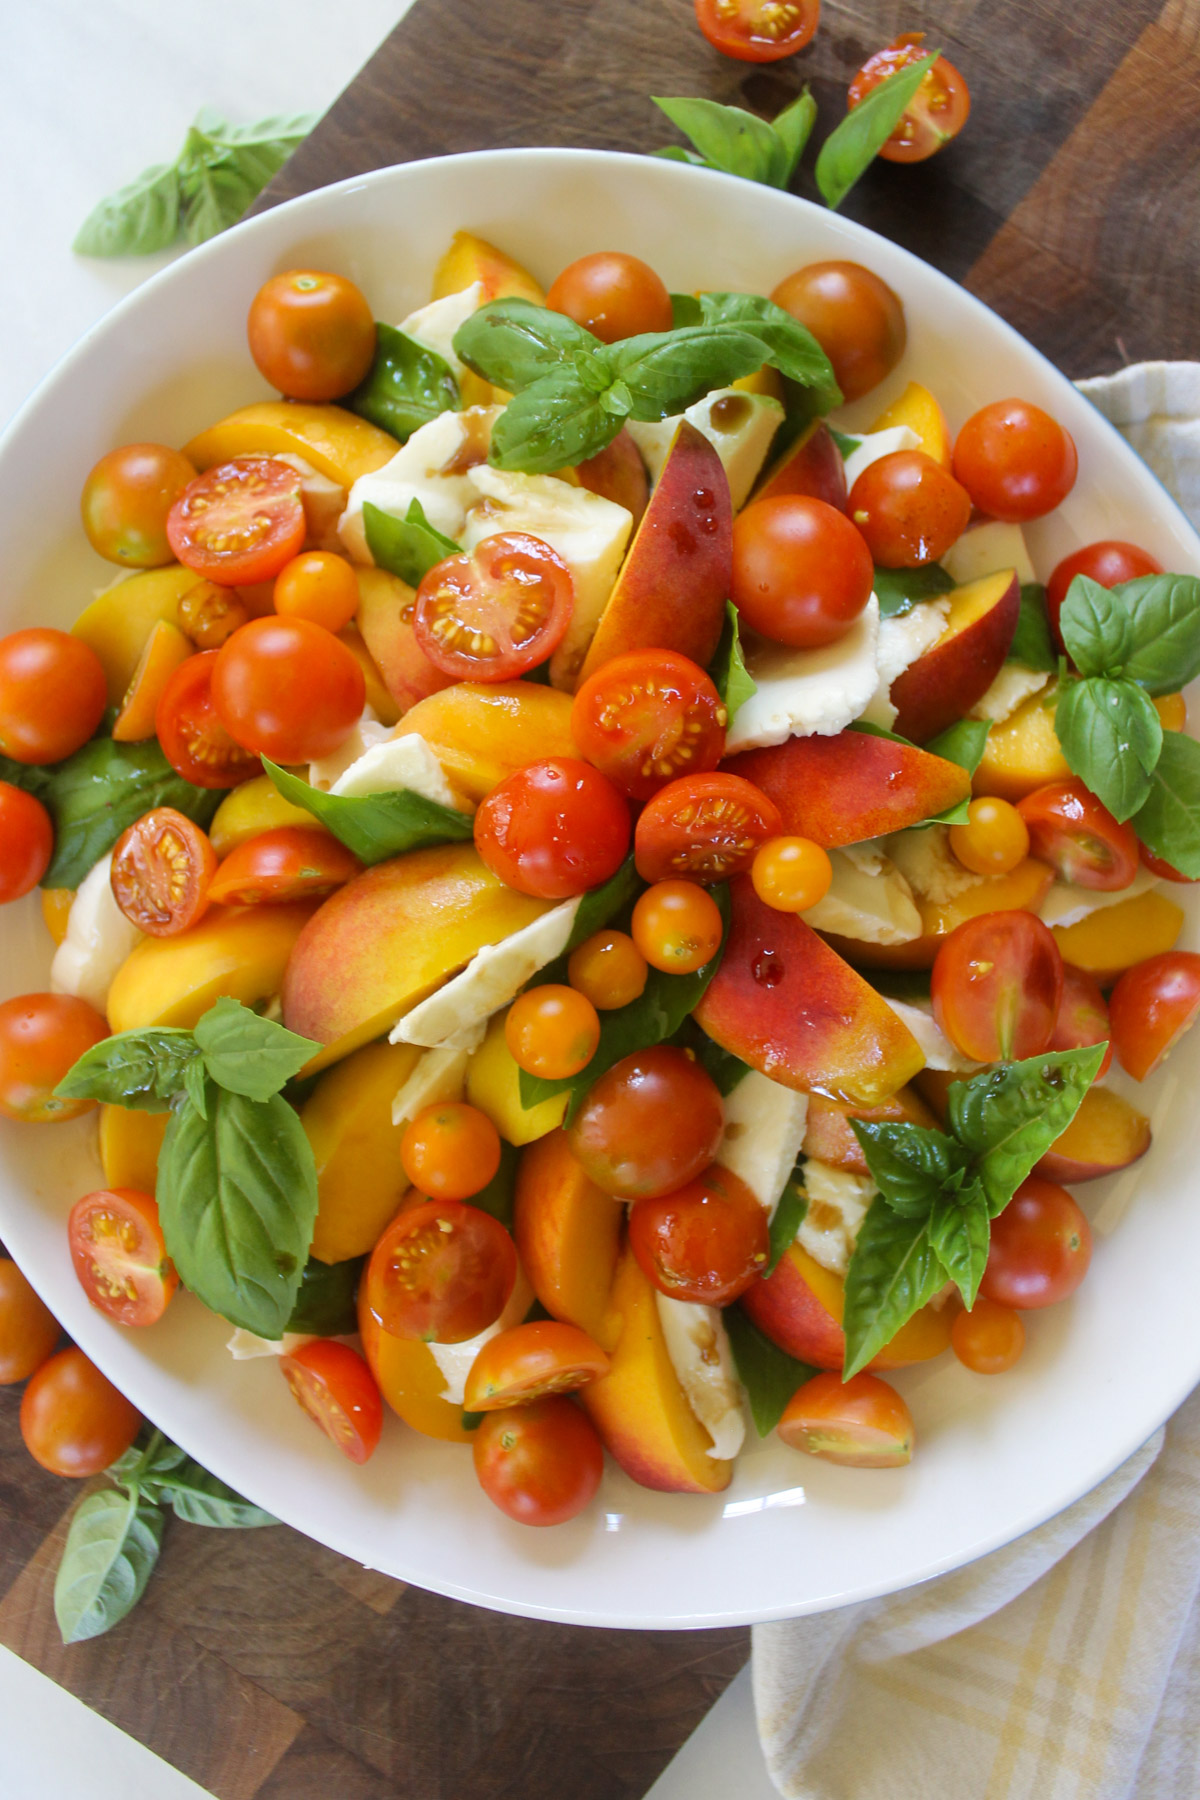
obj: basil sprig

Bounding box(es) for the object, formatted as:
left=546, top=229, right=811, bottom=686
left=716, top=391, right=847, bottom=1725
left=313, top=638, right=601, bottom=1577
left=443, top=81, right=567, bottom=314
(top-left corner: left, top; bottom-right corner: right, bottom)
left=1008, top=583, right=1057, bottom=671
left=724, top=1306, right=817, bottom=1437
left=346, top=325, right=459, bottom=443
left=262, top=758, right=474, bottom=865
left=842, top=1045, right=1103, bottom=1376
left=816, top=54, right=941, bottom=209
left=364, top=498, right=461, bottom=587
left=653, top=92, right=817, bottom=190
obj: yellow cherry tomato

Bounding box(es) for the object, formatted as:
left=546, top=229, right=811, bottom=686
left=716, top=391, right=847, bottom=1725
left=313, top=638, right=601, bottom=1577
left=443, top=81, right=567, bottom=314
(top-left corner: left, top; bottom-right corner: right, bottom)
left=949, top=796, right=1030, bottom=876
left=399, top=1102, right=502, bottom=1202
left=567, top=929, right=648, bottom=1010
left=505, top=986, right=601, bottom=1080
left=631, top=881, right=723, bottom=974
left=750, top=836, right=833, bottom=912
left=274, top=551, right=361, bottom=634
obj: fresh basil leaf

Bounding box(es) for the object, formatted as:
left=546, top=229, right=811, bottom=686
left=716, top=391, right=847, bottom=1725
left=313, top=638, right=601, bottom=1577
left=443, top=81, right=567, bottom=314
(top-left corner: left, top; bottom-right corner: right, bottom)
left=1055, top=677, right=1162, bottom=821
left=764, top=1174, right=808, bottom=1278
left=346, top=324, right=459, bottom=443
left=454, top=298, right=596, bottom=392
left=947, top=1045, right=1105, bottom=1217
left=1008, top=583, right=1057, bottom=671
left=652, top=146, right=711, bottom=168
left=565, top=857, right=641, bottom=953
left=468, top=1141, right=519, bottom=1229
left=710, top=601, right=758, bottom=724
left=607, top=323, right=769, bottom=421
left=193, top=996, right=319, bottom=1101
left=670, top=294, right=704, bottom=327
left=928, top=1178, right=990, bottom=1308
left=55, top=1027, right=199, bottom=1112
left=1131, top=729, right=1200, bottom=878
left=203, top=111, right=315, bottom=151
left=652, top=96, right=788, bottom=185
left=262, top=758, right=472, bottom=864
left=54, top=1487, right=163, bottom=1645
left=842, top=1198, right=944, bottom=1379
left=849, top=1120, right=965, bottom=1218
left=724, top=1305, right=817, bottom=1437
left=1058, top=574, right=1135, bottom=678
left=179, top=148, right=261, bottom=246
left=150, top=1460, right=277, bottom=1529
left=772, top=90, right=818, bottom=182
left=847, top=719, right=911, bottom=745
left=109, top=1431, right=186, bottom=1491
left=286, top=1255, right=364, bottom=1336
left=158, top=1088, right=318, bottom=1337
left=692, top=294, right=839, bottom=407
left=364, top=499, right=460, bottom=587
left=73, top=161, right=180, bottom=257
left=872, top=563, right=954, bottom=619
left=183, top=1056, right=210, bottom=1119
left=489, top=366, right=621, bottom=474
left=828, top=427, right=861, bottom=459
left=1114, top=573, right=1200, bottom=695
left=676, top=1019, right=751, bottom=1096
left=815, top=53, right=941, bottom=209
left=925, top=718, right=991, bottom=779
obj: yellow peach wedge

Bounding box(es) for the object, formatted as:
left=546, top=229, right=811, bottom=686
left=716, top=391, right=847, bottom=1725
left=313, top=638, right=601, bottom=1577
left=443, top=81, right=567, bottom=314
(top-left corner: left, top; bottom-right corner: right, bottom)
left=98, top=1105, right=168, bottom=1192
left=974, top=684, right=1073, bottom=801
left=394, top=681, right=578, bottom=805
left=467, top=1013, right=569, bottom=1146
left=111, top=618, right=192, bottom=742
left=183, top=402, right=398, bottom=488
left=72, top=564, right=208, bottom=706
left=106, top=903, right=315, bottom=1034
left=40, top=888, right=74, bottom=947
left=1052, top=890, right=1184, bottom=980
left=208, top=775, right=327, bottom=861
left=513, top=1130, right=622, bottom=1347
left=303, top=1041, right=424, bottom=1263
left=870, top=380, right=952, bottom=468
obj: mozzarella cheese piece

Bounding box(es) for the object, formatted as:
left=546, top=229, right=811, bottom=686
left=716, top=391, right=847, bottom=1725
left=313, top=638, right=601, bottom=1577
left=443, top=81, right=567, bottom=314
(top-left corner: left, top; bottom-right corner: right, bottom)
left=969, top=663, right=1050, bottom=724
left=797, top=1159, right=877, bottom=1277
left=397, top=281, right=485, bottom=382
left=802, top=846, right=922, bottom=944
left=841, top=426, right=920, bottom=490
left=942, top=519, right=1037, bottom=588
left=428, top=1317, right=504, bottom=1407
left=391, top=1046, right=470, bottom=1127
left=861, top=597, right=952, bottom=728
left=884, top=998, right=980, bottom=1073
left=339, top=405, right=502, bottom=560
left=1039, top=865, right=1161, bottom=930
left=654, top=1295, right=746, bottom=1461
left=226, top=1330, right=315, bottom=1360
left=886, top=824, right=982, bottom=906
left=272, top=452, right=347, bottom=552
left=50, top=854, right=142, bottom=1013
left=390, top=899, right=582, bottom=1053
left=719, top=1072, right=808, bottom=1215
left=626, top=388, right=784, bottom=509
left=725, top=596, right=881, bottom=753
left=330, top=730, right=467, bottom=812
left=309, top=707, right=390, bottom=791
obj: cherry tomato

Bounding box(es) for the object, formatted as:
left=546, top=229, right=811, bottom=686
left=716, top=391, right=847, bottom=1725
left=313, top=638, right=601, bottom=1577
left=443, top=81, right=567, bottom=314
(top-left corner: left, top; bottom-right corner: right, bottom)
left=400, top=1101, right=502, bottom=1201
left=777, top=1371, right=914, bottom=1467
left=208, top=826, right=362, bottom=906
left=0, top=783, right=53, bottom=902
left=463, top=1320, right=610, bottom=1411
left=473, top=1395, right=604, bottom=1527
left=110, top=807, right=218, bottom=935
left=629, top=1164, right=768, bottom=1305
left=1050, top=963, right=1113, bottom=1080
left=68, top=1187, right=178, bottom=1327
left=0, top=993, right=108, bottom=1123
left=693, top=0, right=820, bottom=64
left=848, top=450, right=972, bottom=567
left=247, top=270, right=376, bottom=402
left=0, top=1258, right=60, bottom=1385
left=750, top=835, right=833, bottom=912
left=413, top=534, right=574, bottom=681
left=848, top=33, right=971, bottom=162
left=568, top=929, right=648, bottom=1010
left=631, top=879, right=725, bottom=973
left=952, top=400, right=1078, bottom=523
left=1016, top=778, right=1138, bottom=891
left=1045, top=540, right=1163, bottom=654
left=949, top=796, right=1030, bottom=877
left=177, top=578, right=248, bottom=648
left=367, top=1199, right=517, bottom=1343
left=980, top=1176, right=1091, bottom=1309
left=273, top=551, right=361, bottom=634
left=167, top=458, right=307, bottom=587
left=732, top=496, right=874, bottom=648
left=635, top=772, right=782, bottom=885
left=474, top=758, right=630, bottom=900
left=280, top=1339, right=383, bottom=1464
left=20, top=1346, right=141, bottom=1477
left=81, top=442, right=197, bottom=567
left=951, top=1295, right=1025, bottom=1373
left=569, top=1046, right=724, bottom=1199
left=505, top=985, right=601, bottom=1080
left=1109, top=950, right=1200, bottom=1081
left=155, top=651, right=261, bottom=789
left=770, top=262, right=905, bottom=403
left=1141, top=842, right=1197, bottom=883
left=932, top=911, right=1063, bottom=1062
left=212, top=616, right=365, bottom=763
left=571, top=650, right=727, bottom=801
left=0, top=629, right=107, bottom=765
left=546, top=251, right=673, bottom=342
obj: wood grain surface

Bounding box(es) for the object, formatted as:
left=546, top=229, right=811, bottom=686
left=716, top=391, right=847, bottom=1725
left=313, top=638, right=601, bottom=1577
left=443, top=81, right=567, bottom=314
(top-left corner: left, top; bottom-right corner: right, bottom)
left=3, top=4, right=1198, bottom=1797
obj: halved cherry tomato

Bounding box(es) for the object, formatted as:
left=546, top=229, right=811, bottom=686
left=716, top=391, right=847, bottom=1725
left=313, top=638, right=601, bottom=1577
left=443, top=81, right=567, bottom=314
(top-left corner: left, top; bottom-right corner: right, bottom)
left=167, top=457, right=306, bottom=586
left=20, top=1346, right=141, bottom=1477
left=770, top=262, right=905, bottom=403
left=1017, top=778, right=1138, bottom=891
left=0, top=628, right=107, bottom=764
left=1046, top=540, right=1163, bottom=655
left=750, top=836, right=833, bottom=913
left=952, top=400, right=1078, bottom=522
left=0, top=783, right=53, bottom=903
left=505, top=985, right=601, bottom=1079
left=248, top=270, right=377, bottom=402
left=474, top=757, right=630, bottom=899
left=1050, top=963, right=1113, bottom=1079
left=400, top=1102, right=502, bottom=1201
left=634, top=772, right=782, bottom=885
left=980, top=1176, right=1091, bottom=1309
left=569, top=1046, right=724, bottom=1199
left=631, top=879, right=725, bottom=973
left=110, top=807, right=218, bottom=935
left=1109, top=950, right=1200, bottom=1081
left=68, top=1187, right=178, bottom=1327
left=848, top=33, right=971, bottom=163
left=848, top=450, right=972, bottom=567
left=413, top=533, right=574, bottom=681
left=177, top=579, right=248, bottom=649
left=732, top=496, right=875, bottom=648
left=81, top=442, right=198, bottom=567
left=0, top=993, right=108, bottom=1123
left=777, top=1372, right=914, bottom=1468
left=951, top=1295, right=1025, bottom=1373
left=932, top=911, right=1063, bottom=1062
left=212, top=616, right=366, bottom=763
left=463, top=1320, right=610, bottom=1411
left=546, top=252, right=674, bottom=341
left=949, top=796, right=1030, bottom=877
left=568, top=929, right=648, bottom=1010
left=280, top=1339, right=383, bottom=1464
left=629, top=1164, right=768, bottom=1304
left=155, top=651, right=261, bottom=789
left=0, top=1258, right=60, bottom=1385
left=208, top=826, right=361, bottom=906
left=693, top=0, right=820, bottom=64
left=274, top=551, right=361, bottom=633
left=472, top=1396, right=604, bottom=1526
left=571, top=650, right=727, bottom=800
left=367, top=1199, right=517, bottom=1343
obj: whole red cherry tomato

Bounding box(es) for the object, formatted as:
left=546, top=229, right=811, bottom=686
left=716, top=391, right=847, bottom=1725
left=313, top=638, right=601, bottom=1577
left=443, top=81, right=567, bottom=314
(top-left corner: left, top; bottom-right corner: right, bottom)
left=629, top=1164, right=769, bottom=1304
left=0, top=629, right=107, bottom=765
left=848, top=33, right=970, bottom=163
left=247, top=270, right=376, bottom=402
left=1045, top=540, right=1163, bottom=654
left=546, top=252, right=673, bottom=341
left=932, top=911, right=1063, bottom=1062
left=1017, top=778, right=1139, bottom=891
left=569, top=1046, right=724, bottom=1199
left=848, top=449, right=972, bottom=566
left=732, top=496, right=874, bottom=648
left=413, top=534, right=574, bottom=681
left=0, top=993, right=109, bottom=1123
left=981, top=1177, right=1091, bottom=1309
left=473, top=1396, right=604, bottom=1526
left=0, top=1258, right=61, bottom=1385
left=952, top=400, right=1078, bottom=522
left=769, top=262, right=905, bottom=402
left=212, top=615, right=365, bottom=763
left=81, top=442, right=197, bottom=567
left=693, top=0, right=821, bottom=64
left=20, top=1347, right=141, bottom=1476
left=0, top=783, right=53, bottom=903
left=474, top=757, right=630, bottom=899
left=1109, top=950, right=1200, bottom=1081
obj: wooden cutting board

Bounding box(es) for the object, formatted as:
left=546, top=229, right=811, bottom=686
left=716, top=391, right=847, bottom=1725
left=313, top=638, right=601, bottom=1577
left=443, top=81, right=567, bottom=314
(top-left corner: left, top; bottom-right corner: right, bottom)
left=2, top=4, right=1197, bottom=1797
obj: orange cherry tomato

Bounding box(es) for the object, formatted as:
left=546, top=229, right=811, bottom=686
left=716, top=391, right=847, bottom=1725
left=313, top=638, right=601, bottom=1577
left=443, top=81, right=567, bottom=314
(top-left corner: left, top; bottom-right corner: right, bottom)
left=212, top=615, right=366, bottom=763
left=68, top=1187, right=178, bottom=1327
left=569, top=1045, right=724, bottom=1199
left=949, top=796, right=1030, bottom=877
left=952, top=400, right=1078, bottom=523
left=777, top=1371, right=914, bottom=1467
left=0, top=1258, right=61, bottom=1385
left=463, top=1320, right=611, bottom=1411
left=932, top=911, right=1063, bottom=1062
left=567, top=929, right=648, bottom=1010
left=848, top=33, right=971, bottom=163
left=167, top=457, right=307, bottom=587
left=20, top=1347, right=141, bottom=1477
left=208, top=826, right=362, bottom=906
left=770, top=262, right=905, bottom=403
left=546, top=251, right=673, bottom=342
left=0, top=782, right=53, bottom=902
left=505, top=985, right=601, bottom=1080
left=367, top=1199, right=517, bottom=1343
left=951, top=1295, right=1025, bottom=1373
left=155, top=651, right=261, bottom=789
left=1109, top=951, right=1200, bottom=1081
left=474, top=757, right=631, bottom=900
left=273, top=551, right=361, bottom=633
left=693, top=0, right=821, bottom=64
left=280, top=1339, right=383, bottom=1464
left=81, top=442, right=197, bottom=567
left=1016, top=778, right=1138, bottom=891
left=629, top=1164, right=768, bottom=1304
left=631, top=879, right=725, bottom=974
left=1046, top=540, right=1163, bottom=656
left=848, top=450, right=972, bottom=567
left=175, top=579, right=248, bottom=650
left=635, top=772, right=782, bottom=886
left=400, top=1101, right=502, bottom=1201
left=0, top=993, right=108, bottom=1123
left=750, top=835, right=832, bottom=912
left=472, top=1395, right=604, bottom=1527
left=980, top=1176, right=1091, bottom=1310
left=0, top=628, right=107, bottom=765
left=732, top=496, right=875, bottom=648
left=1050, top=962, right=1113, bottom=1080
left=571, top=649, right=727, bottom=801
left=414, top=534, right=574, bottom=682
left=247, top=270, right=376, bottom=402
left=110, top=807, right=218, bottom=936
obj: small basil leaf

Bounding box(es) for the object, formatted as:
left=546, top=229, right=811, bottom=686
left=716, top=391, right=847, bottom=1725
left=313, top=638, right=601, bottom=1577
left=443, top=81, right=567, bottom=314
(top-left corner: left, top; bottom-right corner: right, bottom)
left=850, top=1119, right=965, bottom=1218
left=724, top=1305, right=817, bottom=1437
left=286, top=1256, right=365, bottom=1336
left=179, top=149, right=260, bottom=245
left=489, top=367, right=621, bottom=473
left=764, top=1174, right=808, bottom=1278
left=364, top=499, right=461, bottom=587
left=828, top=426, right=861, bottom=459
left=1131, top=729, right=1200, bottom=878
left=202, top=111, right=315, bottom=151
left=709, top=601, right=758, bottom=724
left=948, top=1045, right=1105, bottom=1217
left=1008, top=583, right=1057, bottom=671
left=454, top=298, right=598, bottom=392
left=670, top=294, right=704, bottom=328
left=675, top=1019, right=752, bottom=1097
left=815, top=53, right=941, bottom=210
left=1055, top=677, right=1162, bottom=821
left=262, top=758, right=473, bottom=864
left=54, top=1028, right=199, bottom=1112
left=842, top=1200, right=944, bottom=1379
left=924, top=718, right=991, bottom=779
left=606, top=323, right=767, bottom=421
left=73, top=161, right=180, bottom=257
left=691, top=294, right=840, bottom=409
left=928, top=1178, right=990, bottom=1308
left=652, top=95, right=786, bottom=184
left=149, top=1460, right=277, bottom=1529
left=771, top=90, right=818, bottom=182
left=108, top=1431, right=186, bottom=1492
left=193, top=996, right=320, bottom=1101
left=1058, top=574, right=1135, bottom=677
left=1115, top=573, right=1200, bottom=695
left=564, top=857, right=641, bottom=953
left=873, top=563, right=954, bottom=620
left=345, top=324, right=459, bottom=442
left=54, top=1488, right=163, bottom=1645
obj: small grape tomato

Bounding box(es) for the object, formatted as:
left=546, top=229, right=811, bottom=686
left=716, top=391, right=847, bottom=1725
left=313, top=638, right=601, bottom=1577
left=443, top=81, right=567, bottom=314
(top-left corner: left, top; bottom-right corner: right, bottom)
left=546, top=252, right=673, bottom=342
left=280, top=1339, right=383, bottom=1464
left=474, top=757, right=630, bottom=899
left=750, top=836, right=833, bottom=912
left=207, top=827, right=362, bottom=906
left=732, top=496, right=875, bottom=649
left=155, top=651, right=261, bottom=789
left=571, top=649, right=727, bottom=800
left=848, top=33, right=970, bottom=162
left=505, top=986, right=601, bottom=1080
left=68, top=1187, right=178, bottom=1327
left=247, top=270, right=376, bottom=402
left=20, top=1346, right=141, bottom=1477
left=110, top=807, right=218, bottom=936
left=472, top=1396, right=604, bottom=1527
left=931, top=910, right=1063, bottom=1063
left=167, top=457, right=306, bottom=586
left=952, top=400, right=1078, bottom=523
left=81, top=442, right=198, bottom=568
left=777, top=1371, right=914, bottom=1468
left=567, top=929, right=648, bottom=1010
left=693, top=0, right=821, bottom=65
left=413, top=533, right=573, bottom=681
left=368, top=1199, right=517, bottom=1343
left=273, top=551, right=361, bottom=633
left=463, top=1320, right=611, bottom=1412
left=631, top=880, right=725, bottom=974
left=980, top=1177, right=1091, bottom=1310
left=769, top=262, right=905, bottom=404
left=0, top=783, right=53, bottom=903
left=951, top=1296, right=1025, bottom=1374
left=1109, top=951, right=1200, bottom=1081
left=568, top=1046, right=724, bottom=1200
left=0, top=992, right=109, bottom=1124
left=399, top=1102, right=503, bottom=1201
left=949, top=797, right=1030, bottom=877
left=628, top=1164, right=769, bottom=1305
left=635, top=772, right=782, bottom=885
left=1016, top=778, right=1138, bottom=891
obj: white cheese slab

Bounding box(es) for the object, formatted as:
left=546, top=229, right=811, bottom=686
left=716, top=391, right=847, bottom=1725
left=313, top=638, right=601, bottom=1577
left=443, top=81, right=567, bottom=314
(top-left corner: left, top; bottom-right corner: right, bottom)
left=391, top=1046, right=471, bottom=1127
left=719, top=1072, right=808, bottom=1216
left=50, top=854, right=142, bottom=1014
left=802, top=846, right=922, bottom=945
left=942, top=519, right=1037, bottom=588
left=626, top=387, right=784, bottom=510
left=884, top=997, right=980, bottom=1073
left=330, top=730, right=466, bottom=813
left=796, top=1159, right=877, bottom=1277
left=226, top=1330, right=316, bottom=1360
left=308, top=707, right=389, bottom=792
left=861, top=597, right=951, bottom=728
left=842, top=425, right=920, bottom=490
left=968, top=663, right=1050, bottom=723
left=339, top=405, right=502, bottom=561
left=397, top=281, right=485, bottom=383
left=725, top=596, right=881, bottom=753
left=428, top=1317, right=504, bottom=1407
left=390, top=899, right=581, bottom=1052
left=1039, top=865, right=1161, bottom=930
left=654, top=1295, right=745, bottom=1462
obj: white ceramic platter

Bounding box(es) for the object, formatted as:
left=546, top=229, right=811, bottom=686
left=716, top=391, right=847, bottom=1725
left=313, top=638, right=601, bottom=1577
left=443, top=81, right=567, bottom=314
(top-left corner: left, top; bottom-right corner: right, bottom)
left=2, top=149, right=1199, bottom=1629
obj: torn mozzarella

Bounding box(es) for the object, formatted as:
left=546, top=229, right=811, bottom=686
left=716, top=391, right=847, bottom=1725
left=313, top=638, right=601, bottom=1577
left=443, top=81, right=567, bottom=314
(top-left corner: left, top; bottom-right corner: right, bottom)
left=428, top=1317, right=504, bottom=1407
left=861, top=597, right=952, bottom=729
left=330, top=731, right=467, bottom=813
left=655, top=1295, right=745, bottom=1461
left=227, top=1330, right=315, bottom=1360
left=308, top=707, right=390, bottom=791
left=391, top=1046, right=471, bottom=1127
left=886, top=824, right=982, bottom=906
left=339, top=406, right=502, bottom=560
left=841, top=426, right=921, bottom=490
left=802, top=847, right=922, bottom=945
left=390, top=900, right=581, bottom=1053
left=725, top=596, right=880, bottom=753
left=942, top=519, right=1036, bottom=588
left=1039, top=866, right=1161, bottom=930
left=398, top=282, right=485, bottom=383
left=884, top=997, right=980, bottom=1073
left=271, top=453, right=347, bottom=552
left=797, top=1160, right=877, bottom=1277
left=719, top=1072, right=809, bottom=1215
left=969, top=663, right=1050, bottom=724
left=50, top=854, right=142, bottom=1013
left=626, top=388, right=784, bottom=509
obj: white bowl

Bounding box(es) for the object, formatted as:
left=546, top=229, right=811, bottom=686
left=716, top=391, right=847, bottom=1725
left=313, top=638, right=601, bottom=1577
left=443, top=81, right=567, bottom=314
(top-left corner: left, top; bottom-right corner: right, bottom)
left=3, top=149, right=1199, bottom=1630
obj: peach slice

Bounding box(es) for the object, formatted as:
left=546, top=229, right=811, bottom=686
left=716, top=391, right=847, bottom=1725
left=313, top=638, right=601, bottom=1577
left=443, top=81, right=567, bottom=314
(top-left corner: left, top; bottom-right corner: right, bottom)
left=98, top=1104, right=168, bottom=1191
left=432, top=230, right=546, bottom=307
left=973, top=682, right=1072, bottom=800
left=394, top=681, right=578, bottom=804
left=302, top=1041, right=423, bottom=1263
left=823, top=855, right=1055, bottom=970
left=513, top=1130, right=623, bottom=1349
left=581, top=1244, right=732, bottom=1493
left=571, top=420, right=730, bottom=689
left=889, top=569, right=1020, bottom=743
left=338, top=624, right=402, bottom=727
left=183, top=402, right=399, bottom=487
left=724, top=730, right=970, bottom=849
left=741, top=1240, right=952, bottom=1372
left=869, top=381, right=952, bottom=469
left=467, top=1013, right=569, bottom=1146
left=353, top=565, right=454, bottom=713
left=803, top=1084, right=939, bottom=1174
left=751, top=419, right=847, bottom=511
left=107, top=902, right=315, bottom=1035
left=209, top=774, right=328, bottom=859
left=40, top=888, right=74, bottom=947
left=1035, top=1086, right=1151, bottom=1183
left=111, top=619, right=192, bottom=742
left=72, top=564, right=208, bottom=706
left=576, top=428, right=649, bottom=528
left=1052, top=890, right=1184, bottom=980
left=695, top=878, right=924, bottom=1105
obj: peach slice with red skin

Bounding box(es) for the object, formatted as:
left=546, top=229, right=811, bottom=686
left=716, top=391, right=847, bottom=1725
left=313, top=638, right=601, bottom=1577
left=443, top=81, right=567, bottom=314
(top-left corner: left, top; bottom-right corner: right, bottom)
left=751, top=420, right=847, bottom=512
left=889, top=569, right=1020, bottom=743
left=803, top=1084, right=939, bottom=1175
left=1035, top=1086, right=1151, bottom=1182
left=576, top=428, right=649, bottom=529
left=741, top=1240, right=952, bottom=1372
left=724, top=730, right=970, bottom=850
left=354, top=566, right=453, bottom=713
left=513, top=1130, right=623, bottom=1351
